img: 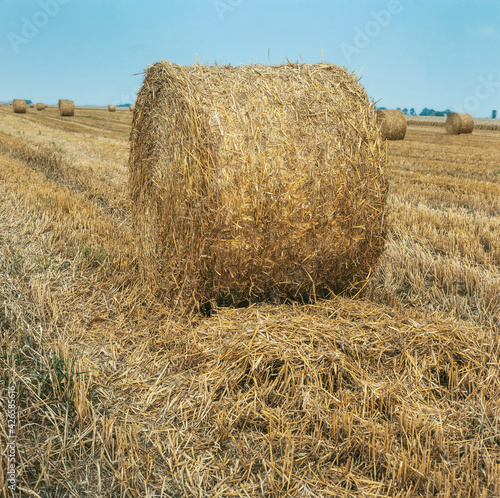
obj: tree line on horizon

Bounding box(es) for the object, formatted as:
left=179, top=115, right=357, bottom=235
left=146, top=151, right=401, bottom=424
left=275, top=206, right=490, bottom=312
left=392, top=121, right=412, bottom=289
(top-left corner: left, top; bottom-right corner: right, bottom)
left=378, top=107, right=498, bottom=119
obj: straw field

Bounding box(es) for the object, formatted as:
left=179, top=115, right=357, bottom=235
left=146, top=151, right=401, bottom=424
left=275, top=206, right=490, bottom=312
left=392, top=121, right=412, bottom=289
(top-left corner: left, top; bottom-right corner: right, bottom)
left=407, top=115, right=500, bottom=131
left=0, top=104, right=499, bottom=497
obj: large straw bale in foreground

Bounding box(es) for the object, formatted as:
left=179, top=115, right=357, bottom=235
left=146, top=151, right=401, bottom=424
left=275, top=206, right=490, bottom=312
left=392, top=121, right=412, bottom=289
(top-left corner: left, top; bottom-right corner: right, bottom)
left=376, top=109, right=407, bottom=140
left=13, top=99, right=26, bottom=113
left=445, top=112, right=474, bottom=135
left=58, top=99, right=74, bottom=116
left=129, top=61, right=388, bottom=308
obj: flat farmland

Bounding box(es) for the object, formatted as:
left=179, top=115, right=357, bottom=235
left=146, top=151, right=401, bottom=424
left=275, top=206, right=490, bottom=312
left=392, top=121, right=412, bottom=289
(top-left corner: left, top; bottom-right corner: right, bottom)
left=1, top=107, right=499, bottom=496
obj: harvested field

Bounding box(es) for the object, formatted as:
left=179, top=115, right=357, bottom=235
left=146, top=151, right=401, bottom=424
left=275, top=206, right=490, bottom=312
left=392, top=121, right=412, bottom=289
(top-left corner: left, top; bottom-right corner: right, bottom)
left=407, top=115, right=500, bottom=131
left=1, top=104, right=499, bottom=496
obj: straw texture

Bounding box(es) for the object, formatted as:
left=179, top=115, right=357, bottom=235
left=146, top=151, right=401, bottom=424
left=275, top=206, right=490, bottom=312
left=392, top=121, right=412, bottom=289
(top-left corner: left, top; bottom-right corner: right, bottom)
left=129, top=61, right=389, bottom=310
left=58, top=99, right=75, bottom=117
left=445, top=112, right=474, bottom=135
left=376, top=109, right=407, bottom=140
left=13, top=99, right=26, bottom=113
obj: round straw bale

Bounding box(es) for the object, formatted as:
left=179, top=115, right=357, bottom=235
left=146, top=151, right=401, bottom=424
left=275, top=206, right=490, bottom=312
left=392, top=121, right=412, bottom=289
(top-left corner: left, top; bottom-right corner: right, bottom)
left=445, top=112, right=474, bottom=135
left=58, top=99, right=74, bottom=116
left=108, top=105, right=116, bottom=112
left=129, top=105, right=135, bottom=112
left=129, top=61, right=389, bottom=309
left=376, top=109, right=407, bottom=140
left=29, top=103, right=34, bottom=108
left=36, top=103, right=47, bottom=111
left=13, top=99, right=27, bottom=113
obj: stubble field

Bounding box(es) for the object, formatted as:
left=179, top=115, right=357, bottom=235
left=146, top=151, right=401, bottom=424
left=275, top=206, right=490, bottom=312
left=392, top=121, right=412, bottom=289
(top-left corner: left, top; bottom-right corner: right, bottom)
left=0, top=106, right=499, bottom=497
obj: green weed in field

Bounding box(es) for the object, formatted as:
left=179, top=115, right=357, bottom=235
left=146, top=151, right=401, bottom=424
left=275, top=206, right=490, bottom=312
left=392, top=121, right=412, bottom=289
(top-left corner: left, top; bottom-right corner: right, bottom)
left=75, top=244, right=109, bottom=268
left=50, top=141, right=63, bottom=153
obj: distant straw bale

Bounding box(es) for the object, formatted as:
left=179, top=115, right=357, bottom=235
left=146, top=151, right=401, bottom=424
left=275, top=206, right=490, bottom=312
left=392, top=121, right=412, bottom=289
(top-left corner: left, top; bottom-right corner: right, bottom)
left=29, top=103, right=34, bottom=108
left=129, top=105, right=135, bottom=112
left=445, top=112, right=474, bottom=135
left=36, top=103, right=47, bottom=111
left=376, top=109, right=407, bottom=140
left=129, top=61, right=389, bottom=310
left=58, top=99, right=74, bottom=116
left=13, top=99, right=27, bottom=113
left=108, top=105, right=116, bottom=112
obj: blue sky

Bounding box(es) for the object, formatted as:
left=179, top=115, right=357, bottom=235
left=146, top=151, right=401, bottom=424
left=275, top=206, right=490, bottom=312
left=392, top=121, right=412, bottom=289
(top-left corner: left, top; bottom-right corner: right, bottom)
left=1, top=0, right=499, bottom=116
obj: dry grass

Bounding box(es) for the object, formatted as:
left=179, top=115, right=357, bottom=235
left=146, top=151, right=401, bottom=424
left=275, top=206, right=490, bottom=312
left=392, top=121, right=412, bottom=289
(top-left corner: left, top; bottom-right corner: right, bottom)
left=0, top=105, right=499, bottom=496
left=366, top=126, right=500, bottom=327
